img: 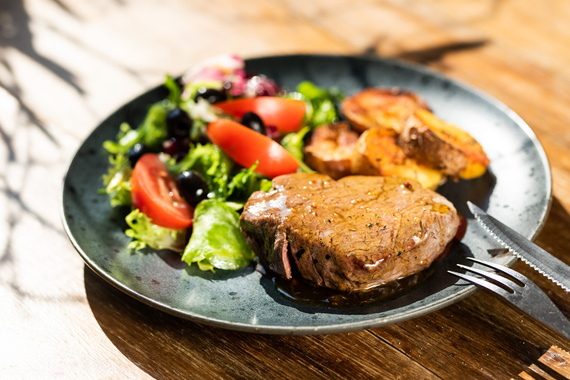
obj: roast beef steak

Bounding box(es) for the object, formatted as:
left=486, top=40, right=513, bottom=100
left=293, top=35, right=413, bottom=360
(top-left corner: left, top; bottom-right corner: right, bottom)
left=240, top=173, right=460, bottom=292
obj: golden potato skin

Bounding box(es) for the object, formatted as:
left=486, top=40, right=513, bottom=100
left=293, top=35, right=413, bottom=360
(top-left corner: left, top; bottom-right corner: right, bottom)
left=351, top=128, right=445, bottom=190
left=306, top=88, right=490, bottom=186
left=341, top=88, right=430, bottom=133
left=398, top=109, right=490, bottom=179
left=304, top=122, right=359, bottom=180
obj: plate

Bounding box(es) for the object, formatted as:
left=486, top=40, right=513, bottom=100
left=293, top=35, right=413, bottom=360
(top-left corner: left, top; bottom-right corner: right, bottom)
left=61, top=54, right=551, bottom=334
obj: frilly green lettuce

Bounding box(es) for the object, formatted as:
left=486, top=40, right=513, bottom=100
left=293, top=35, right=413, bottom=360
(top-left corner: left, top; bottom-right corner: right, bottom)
left=169, top=143, right=233, bottom=200
left=100, top=153, right=132, bottom=207
left=280, top=126, right=315, bottom=173
left=125, top=209, right=187, bottom=252
left=181, top=200, right=254, bottom=271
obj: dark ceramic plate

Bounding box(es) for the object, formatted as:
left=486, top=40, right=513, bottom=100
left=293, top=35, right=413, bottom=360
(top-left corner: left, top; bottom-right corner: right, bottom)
left=61, top=55, right=551, bottom=334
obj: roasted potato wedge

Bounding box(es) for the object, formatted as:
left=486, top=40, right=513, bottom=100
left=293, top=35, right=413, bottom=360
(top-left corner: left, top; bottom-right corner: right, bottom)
left=304, top=122, right=359, bottom=179
left=398, top=109, right=490, bottom=179
left=352, top=128, right=445, bottom=190
left=341, top=88, right=430, bottom=133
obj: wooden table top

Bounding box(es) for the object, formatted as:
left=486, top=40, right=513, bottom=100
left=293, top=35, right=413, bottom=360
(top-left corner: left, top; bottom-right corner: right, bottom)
left=1, top=0, right=569, bottom=378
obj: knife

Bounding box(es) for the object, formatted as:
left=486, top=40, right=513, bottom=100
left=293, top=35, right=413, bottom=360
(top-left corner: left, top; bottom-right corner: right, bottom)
left=467, top=201, right=570, bottom=292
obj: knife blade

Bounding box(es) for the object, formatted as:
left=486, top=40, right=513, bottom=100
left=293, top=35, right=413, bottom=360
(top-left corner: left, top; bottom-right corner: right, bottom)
left=467, top=201, right=570, bottom=292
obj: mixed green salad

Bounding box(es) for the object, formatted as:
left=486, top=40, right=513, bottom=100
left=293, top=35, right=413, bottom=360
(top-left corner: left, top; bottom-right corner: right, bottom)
left=101, top=55, right=344, bottom=271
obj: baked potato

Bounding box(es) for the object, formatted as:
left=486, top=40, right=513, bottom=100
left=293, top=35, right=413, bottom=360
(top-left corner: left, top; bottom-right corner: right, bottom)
left=351, top=128, right=445, bottom=190
left=398, top=109, right=490, bottom=179
left=305, top=88, right=489, bottom=188
left=304, top=122, right=359, bottom=180
left=341, top=88, right=430, bottom=133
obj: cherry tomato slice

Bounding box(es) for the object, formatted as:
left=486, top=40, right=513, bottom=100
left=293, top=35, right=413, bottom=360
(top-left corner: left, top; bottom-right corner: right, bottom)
left=131, top=154, right=193, bottom=229
left=206, top=119, right=299, bottom=178
left=214, top=97, right=306, bottom=133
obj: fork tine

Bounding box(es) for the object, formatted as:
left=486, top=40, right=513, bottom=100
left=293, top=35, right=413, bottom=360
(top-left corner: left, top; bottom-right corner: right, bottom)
left=456, top=264, right=519, bottom=292
left=467, top=257, right=528, bottom=284
left=450, top=259, right=570, bottom=339
left=448, top=270, right=512, bottom=298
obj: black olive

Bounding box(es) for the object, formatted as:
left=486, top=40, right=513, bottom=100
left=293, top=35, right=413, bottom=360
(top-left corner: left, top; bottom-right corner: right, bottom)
left=162, top=137, right=190, bottom=161
left=127, top=143, right=152, bottom=167
left=176, top=170, right=209, bottom=207
left=194, top=87, right=227, bottom=104
left=240, top=112, right=266, bottom=135
left=166, top=108, right=192, bottom=138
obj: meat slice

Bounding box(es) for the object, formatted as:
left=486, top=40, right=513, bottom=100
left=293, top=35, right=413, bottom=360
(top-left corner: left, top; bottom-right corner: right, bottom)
left=341, top=88, right=430, bottom=133
left=303, top=122, right=359, bottom=179
left=240, top=173, right=460, bottom=292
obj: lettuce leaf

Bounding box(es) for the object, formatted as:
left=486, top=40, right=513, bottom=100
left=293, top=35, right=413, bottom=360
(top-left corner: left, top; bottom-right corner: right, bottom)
left=103, top=103, right=169, bottom=155
left=164, top=75, right=182, bottom=106
left=100, top=101, right=170, bottom=207
left=280, top=126, right=315, bottom=173
left=169, top=145, right=271, bottom=210
left=125, top=209, right=187, bottom=252
left=169, top=143, right=233, bottom=200
left=182, top=79, right=224, bottom=102
left=100, top=153, right=132, bottom=207
left=181, top=200, right=255, bottom=271
left=103, top=74, right=185, bottom=155
left=292, top=81, right=344, bottom=129
left=226, top=161, right=272, bottom=205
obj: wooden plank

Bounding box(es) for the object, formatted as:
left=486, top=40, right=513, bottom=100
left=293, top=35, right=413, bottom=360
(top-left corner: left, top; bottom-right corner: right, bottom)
left=83, top=269, right=440, bottom=379
left=276, top=0, right=487, bottom=56
left=372, top=292, right=570, bottom=378
left=526, top=363, right=558, bottom=380
left=539, top=346, right=570, bottom=378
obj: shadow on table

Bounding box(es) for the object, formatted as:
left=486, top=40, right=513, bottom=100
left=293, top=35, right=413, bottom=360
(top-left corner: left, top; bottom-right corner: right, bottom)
left=84, top=266, right=246, bottom=378
left=82, top=266, right=394, bottom=379
left=0, top=1, right=84, bottom=136
left=0, top=0, right=100, bottom=94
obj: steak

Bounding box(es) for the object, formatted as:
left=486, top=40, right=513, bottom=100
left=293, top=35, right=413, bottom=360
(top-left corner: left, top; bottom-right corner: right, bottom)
left=240, top=173, right=460, bottom=292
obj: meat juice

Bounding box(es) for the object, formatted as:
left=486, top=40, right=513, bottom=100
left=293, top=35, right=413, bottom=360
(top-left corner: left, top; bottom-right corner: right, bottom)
left=270, top=265, right=436, bottom=308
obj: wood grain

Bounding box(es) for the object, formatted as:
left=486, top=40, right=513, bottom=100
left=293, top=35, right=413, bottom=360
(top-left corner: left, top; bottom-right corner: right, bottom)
left=84, top=269, right=439, bottom=379
left=2, top=0, right=570, bottom=378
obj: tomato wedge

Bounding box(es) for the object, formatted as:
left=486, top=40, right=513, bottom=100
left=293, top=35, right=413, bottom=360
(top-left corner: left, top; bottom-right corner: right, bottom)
left=206, top=119, right=299, bottom=178
left=131, top=154, right=193, bottom=229
left=214, top=97, right=306, bottom=133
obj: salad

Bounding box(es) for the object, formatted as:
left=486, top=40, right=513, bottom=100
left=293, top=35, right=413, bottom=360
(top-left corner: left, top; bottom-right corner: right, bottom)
left=101, top=54, right=343, bottom=271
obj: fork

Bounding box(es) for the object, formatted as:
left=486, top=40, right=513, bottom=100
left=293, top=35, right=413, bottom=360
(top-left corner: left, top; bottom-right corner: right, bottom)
left=448, top=257, right=570, bottom=339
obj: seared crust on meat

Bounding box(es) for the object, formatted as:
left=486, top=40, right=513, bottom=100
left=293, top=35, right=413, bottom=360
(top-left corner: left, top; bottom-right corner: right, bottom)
left=240, top=173, right=460, bottom=292
left=351, top=128, right=445, bottom=190
left=341, top=88, right=430, bottom=133
left=398, top=109, right=490, bottom=179
left=304, top=122, right=359, bottom=179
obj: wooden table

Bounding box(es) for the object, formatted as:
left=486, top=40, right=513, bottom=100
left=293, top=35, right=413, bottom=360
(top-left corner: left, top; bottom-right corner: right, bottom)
left=2, top=0, right=569, bottom=378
